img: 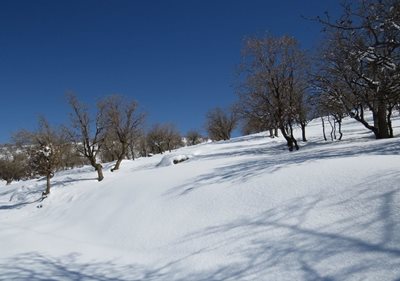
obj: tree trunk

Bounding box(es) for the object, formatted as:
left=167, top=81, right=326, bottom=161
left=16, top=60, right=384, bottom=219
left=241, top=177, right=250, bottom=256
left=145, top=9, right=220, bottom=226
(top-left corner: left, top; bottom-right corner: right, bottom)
left=95, top=164, right=104, bottom=181
left=44, top=173, right=51, bottom=195
left=321, top=117, right=327, bottom=141
left=112, top=159, right=122, bottom=172
left=337, top=119, right=343, bottom=140
left=130, top=145, right=135, bottom=160
left=292, top=136, right=299, bottom=150
left=288, top=122, right=299, bottom=150
left=352, top=113, right=380, bottom=138
left=279, top=126, right=293, bottom=151
left=112, top=145, right=127, bottom=172
left=274, top=128, right=279, bottom=137
left=327, top=116, right=334, bottom=141
left=269, top=128, right=274, bottom=138
left=376, top=100, right=390, bottom=139
left=300, top=122, right=307, bottom=142
left=6, top=179, right=12, bottom=185
left=333, top=121, right=336, bottom=140
left=387, top=107, right=393, bottom=138
left=279, top=125, right=298, bottom=151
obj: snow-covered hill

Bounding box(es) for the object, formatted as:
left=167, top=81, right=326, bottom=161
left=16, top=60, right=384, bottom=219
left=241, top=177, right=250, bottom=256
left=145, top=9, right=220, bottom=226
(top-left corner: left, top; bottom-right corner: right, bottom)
left=1, top=115, right=400, bottom=281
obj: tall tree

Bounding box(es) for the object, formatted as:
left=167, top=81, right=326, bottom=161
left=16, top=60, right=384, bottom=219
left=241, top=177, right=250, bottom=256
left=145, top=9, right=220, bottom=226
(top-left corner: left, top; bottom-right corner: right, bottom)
left=316, top=0, right=400, bottom=139
left=102, top=95, right=145, bottom=171
left=238, top=35, right=309, bottom=151
left=66, top=94, right=106, bottom=181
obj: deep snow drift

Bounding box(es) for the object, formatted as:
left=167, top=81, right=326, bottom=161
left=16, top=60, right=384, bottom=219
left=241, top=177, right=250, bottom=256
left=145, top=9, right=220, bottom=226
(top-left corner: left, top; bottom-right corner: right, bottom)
left=0, top=115, right=400, bottom=281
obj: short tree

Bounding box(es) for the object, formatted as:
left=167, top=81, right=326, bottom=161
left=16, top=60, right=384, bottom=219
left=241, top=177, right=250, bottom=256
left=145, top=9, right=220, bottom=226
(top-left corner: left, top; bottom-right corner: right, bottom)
left=29, top=117, right=64, bottom=195
left=186, top=130, right=203, bottom=146
left=0, top=145, right=29, bottom=185
left=205, top=107, right=237, bottom=141
left=135, top=131, right=150, bottom=157
left=164, top=124, right=183, bottom=152
left=147, top=123, right=182, bottom=154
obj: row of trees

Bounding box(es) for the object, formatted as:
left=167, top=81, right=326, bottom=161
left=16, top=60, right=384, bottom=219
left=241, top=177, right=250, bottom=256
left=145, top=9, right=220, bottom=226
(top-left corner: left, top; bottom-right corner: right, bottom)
left=315, top=0, right=400, bottom=139
left=234, top=0, right=399, bottom=150
left=1, top=0, right=398, bottom=194
left=0, top=94, right=208, bottom=194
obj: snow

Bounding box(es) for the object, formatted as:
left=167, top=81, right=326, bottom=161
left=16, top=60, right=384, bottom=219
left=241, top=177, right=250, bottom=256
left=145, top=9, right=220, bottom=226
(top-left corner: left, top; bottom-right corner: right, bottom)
left=1, top=114, right=400, bottom=280
left=156, top=154, right=192, bottom=167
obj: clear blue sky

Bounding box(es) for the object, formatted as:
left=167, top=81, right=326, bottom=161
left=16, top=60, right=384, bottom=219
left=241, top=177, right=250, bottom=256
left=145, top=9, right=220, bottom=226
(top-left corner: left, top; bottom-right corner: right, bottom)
left=0, top=0, right=342, bottom=143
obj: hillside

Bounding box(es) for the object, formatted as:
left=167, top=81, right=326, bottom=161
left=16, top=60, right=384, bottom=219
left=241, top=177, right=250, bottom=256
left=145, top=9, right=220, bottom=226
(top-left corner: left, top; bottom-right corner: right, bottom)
left=0, top=115, right=400, bottom=281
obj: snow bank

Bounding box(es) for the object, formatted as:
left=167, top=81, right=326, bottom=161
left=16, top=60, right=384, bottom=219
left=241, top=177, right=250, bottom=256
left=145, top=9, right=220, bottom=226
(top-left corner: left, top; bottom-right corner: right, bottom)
left=156, top=154, right=192, bottom=167
left=0, top=113, right=399, bottom=280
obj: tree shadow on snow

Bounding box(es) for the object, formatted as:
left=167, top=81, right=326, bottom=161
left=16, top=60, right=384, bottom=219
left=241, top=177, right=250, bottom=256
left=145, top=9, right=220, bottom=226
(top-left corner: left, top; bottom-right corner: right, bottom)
left=167, top=137, right=399, bottom=196
left=2, top=184, right=399, bottom=280
left=172, top=183, right=400, bottom=280
left=0, top=198, right=42, bottom=210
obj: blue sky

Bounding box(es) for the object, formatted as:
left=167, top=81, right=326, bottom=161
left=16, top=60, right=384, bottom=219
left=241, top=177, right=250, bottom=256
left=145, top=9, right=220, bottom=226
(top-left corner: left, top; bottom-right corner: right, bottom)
left=0, top=0, right=342, bottom=143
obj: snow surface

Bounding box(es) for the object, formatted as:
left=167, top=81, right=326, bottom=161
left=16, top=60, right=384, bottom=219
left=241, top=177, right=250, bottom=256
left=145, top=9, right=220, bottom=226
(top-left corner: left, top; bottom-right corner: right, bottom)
left=156, top=154, right=192, bottom=167
left=1, top=115, right=400, bottom=280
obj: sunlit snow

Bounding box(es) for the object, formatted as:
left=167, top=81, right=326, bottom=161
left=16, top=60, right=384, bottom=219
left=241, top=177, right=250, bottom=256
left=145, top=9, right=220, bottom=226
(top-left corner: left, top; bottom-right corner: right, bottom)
left=0, top=114, right=399, bottom=280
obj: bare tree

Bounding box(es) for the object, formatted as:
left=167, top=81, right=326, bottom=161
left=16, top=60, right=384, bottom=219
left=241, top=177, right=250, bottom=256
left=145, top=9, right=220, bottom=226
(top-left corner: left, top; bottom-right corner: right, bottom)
left=100, top=130, right=119, bottom=163
left=147, top=125, right=165, bottom=154
left=186, top=130, right=203, bottom=146
left=66, top=94, right=106, bottom=181
left=294, top=90, right=311, bottom=142
left=60, top=143, right=87, bottom=170
left=135, top=131, right=150, bottom=157
left=315, top=92, right=347, bottom=141
left=164, top=124, right=183, bottom=152
left=238, top=35, right=309, bottom=151
left=316, top=0, right=400, bottom=139
left=102, top=95, right=145, bottom=171
left=29, top=117, right=64, bottom=195
left=0, top=145, right=29, bottom=185
left=147, top=123, right=182, bottom=154
left=205, top=107, right=237, bottom=141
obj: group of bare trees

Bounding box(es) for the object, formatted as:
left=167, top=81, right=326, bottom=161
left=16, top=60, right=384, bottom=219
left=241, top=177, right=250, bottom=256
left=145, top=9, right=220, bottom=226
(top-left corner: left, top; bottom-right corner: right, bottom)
left=0, top=94, right=146, bottom=195
left=236, top=35, right=310, bottom=151
left=0, top=93, right=202, bottom=194
left=234, top=0, right=399, bottom=150
left=314, top=0, right=400, bottom=139
left=64, top=94, right=146, bottom=182
left=146, top=123, right=183, bottom=154
left=1, top=0, right=398, bottom=192
left=205, top=107, right=238, bottom=141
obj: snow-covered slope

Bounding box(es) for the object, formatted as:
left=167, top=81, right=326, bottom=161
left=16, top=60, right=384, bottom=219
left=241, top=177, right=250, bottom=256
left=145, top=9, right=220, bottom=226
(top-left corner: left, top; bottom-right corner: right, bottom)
left=1, top=115, right=400, bottom=281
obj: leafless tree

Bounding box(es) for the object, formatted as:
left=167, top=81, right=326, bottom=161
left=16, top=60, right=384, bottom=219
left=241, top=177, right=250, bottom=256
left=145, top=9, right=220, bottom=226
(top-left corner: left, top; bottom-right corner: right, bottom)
left=60, top=143, right=87, bottom=170
left=102, top=95, right=145, bottom=171
left=100, top=130, right=119, bottom=163
left=315, top=0, right=400, bottom=139
left=135, top=131, right=150, bottom=157
left=164, top=124, right=183, bottom=152
left=315, top=91, right=347, bottom=141
left=147, top=123, right=182, bottom=154
left=237, top=35, right=309, bottom=151
left=186, top=130, right=203, bottom=146
left=29, top=117, right=64, bottom=195
left=0, top=145, right=29, bottom=185
left=205, top=107, right=237, bottom=141
left=66, top=94, right=106, bottom=181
